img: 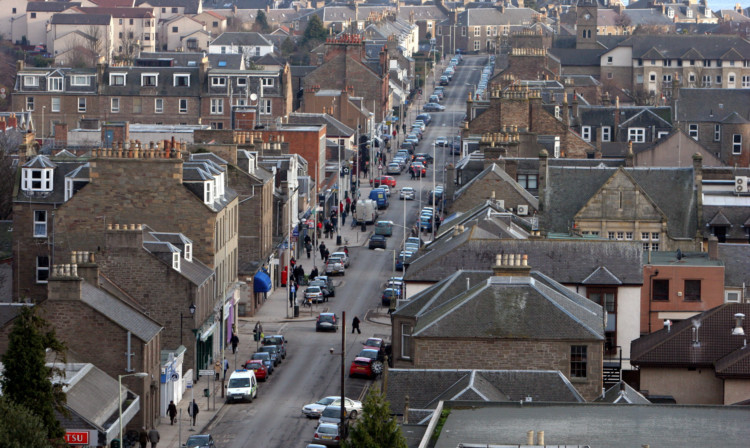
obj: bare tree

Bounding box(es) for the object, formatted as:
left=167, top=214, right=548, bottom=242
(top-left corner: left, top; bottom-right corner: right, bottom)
left=0, top=129, right=22, bottom=220
left=118, top=27, right=139, bottom=64
left=85, top=25, right=104, bottom=63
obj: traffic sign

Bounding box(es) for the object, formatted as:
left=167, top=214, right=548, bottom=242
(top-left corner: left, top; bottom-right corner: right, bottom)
left=186, top=380, right=193, bottom=388
left=199, top=369, right=214, bottom=377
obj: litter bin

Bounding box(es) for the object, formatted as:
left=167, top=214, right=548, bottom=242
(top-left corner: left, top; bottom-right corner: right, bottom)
left=361, top=222, right=366, bottom=232
left=203, top=388, right=210, bottom=397
left=336, top=235, right=342, bottom=245
left=294, top=305, right=300, bottom=318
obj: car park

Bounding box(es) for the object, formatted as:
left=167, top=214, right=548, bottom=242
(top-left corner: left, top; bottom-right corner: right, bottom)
left=261, top=335, right=287, bottom=359
left=400, top=187, right=415, bottom=200
left=374, top=220, right=394, bottom=237
left=423, top=102, right=445, bottom=112
left=305, top=286, right=325, bottom=303
left=316, top=313, right=338, bottom=332
left=368, top=234, right=387, bottom=249
left=185, top=434, right=217, bottom=448
left=302, top=396, right=363, bottom=418
left=244, top=360, right=268, bottom=381
left=226, top=369, right=258, bottom=403
left=312, top=422, right=342, bottom=446
left=250, top=352, right=274, bottom=375
left=325, top=257, right=345, bottom=276
left=259, top=345, right=281, bottom=366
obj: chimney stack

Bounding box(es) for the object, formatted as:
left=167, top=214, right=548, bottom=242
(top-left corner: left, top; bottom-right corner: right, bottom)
left=47, top=264, right=83, bottom=302
left=492, top=253, right=531, bottom=277
left=707, top=235, right=718, bottom=260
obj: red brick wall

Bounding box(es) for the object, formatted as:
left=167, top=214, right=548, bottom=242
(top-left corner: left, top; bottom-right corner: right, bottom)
left=256, top=128, right=326, bottom=188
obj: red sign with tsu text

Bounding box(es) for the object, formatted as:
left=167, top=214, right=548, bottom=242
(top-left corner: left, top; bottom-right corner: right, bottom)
left=64, top=431, right=90, bottom=445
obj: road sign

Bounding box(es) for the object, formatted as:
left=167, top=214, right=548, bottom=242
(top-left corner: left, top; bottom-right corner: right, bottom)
left=186, top=380, right=193, bottom=389
left=171, top=372, right=179, bottom=381
left=199, top=369, right=214, bottom=377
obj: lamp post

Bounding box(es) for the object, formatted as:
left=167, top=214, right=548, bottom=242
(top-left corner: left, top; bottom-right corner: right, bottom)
left=180, top=304, right=197, bottom=346
left=119, top=372, right=148, bottom=448
left=329, top=311, right=346, bottom=434
left=432, top=142, right=437, bottom=237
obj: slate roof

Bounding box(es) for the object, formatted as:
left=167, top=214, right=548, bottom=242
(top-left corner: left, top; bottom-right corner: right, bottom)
left=78, top=7, right=154, bottom=18
left=28, top=2, right=82, bottom=12
left=79, top=282, right=162, bottom=341
left=58, top=363, right=121, bottom=430
left=542, top=166, right=697, bottom=239
left=616, top=35, right=750, bottom=60
left=549, top=48, right=607, bottom=66
left=459, top=7, right=541, bottom=26
left=15, top=156, right=89, bottom=205
left=631, top=303, right=750, bottom=376
left=701, top=204, right=750, bottom=241
left=717, top=244, right=750, bottom=289
left=386, top=369, right=584, bottom=417
left=210, top=32, right=273, bottom=47
left=675, top=89, right=750, bottom=122
left=144, top=231, right=214, bottom=286
left=594, top=380, right=651, bottom=404
left=453, top=163, right=539, bottom=211
left=404, top=234, right=643, bottom=285
left=51, top=13, right=112, bottom=25
left=136, top=0, right=200, bottom=14
left=138, top=51, right=204, bottom=67
left=287, top=113, right=354, bottom=137
left=577, top=105, right=672, bottom=128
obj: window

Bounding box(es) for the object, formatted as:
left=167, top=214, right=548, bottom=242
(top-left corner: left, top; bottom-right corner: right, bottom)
left=581, top=126, right=591, bottom=142
left=684, top=280, right=701, bottom=301
left=71, top=75, right=89, bottom=86
left=210, top=122, right=224, bottom=129
left=616, top=231, right=624, bottom=240
left=636, top=74, right=643, bottom=84
left=608, top=231, right=615, bottom=239
left=628, top=128, right=645, bottom=143
left=12, top=7, right=16, bottom=13
left=203, top=180, right=213, bottom=203
left=210, top=98, right=223, bottom=114
left=652, top=279, right=669, bottom=301
left=626, top=232, right=633, bottom=240
left=262, top=78, right=274, bottom=87
left=570, top=346, right=587, bottom=378
left=141, top=73, right=158, bottom=87
left=132, top=97, right=142, bottom=114
left=607, top=72, right=613, bottom=79
left=657, top=131, right=669, bottom=139
left=702, top=75, right=711, bottom=87
left=179, top=98, right=188, bottom=113
left=744, top=76, right=750, bottom=88
left=26, top=97, right=34, bottom=111
left=172, top=26, right=178, bottom=33
left=689, top=73, right=696, bottom=83
left=119, top=18, right=123, bottom=25
left=33, top=210, right=47, bottom=237
left=110, top=73, right=126, bottom=86
left=651, top=232, right=659, bottom=241
left=517, top=174, right=538, bottom=189
left=726, top=291, right=741, bottom=303
left=437, top=27, right=442, bottom=36
left=649, top=73, right=656, bottom=82
left=155, top=98, right=164, bottom=113
left=36, top=256, right=49, bottom=284
left=129, top=18, right=134, bottom=25
left=78, top=97, right=86, bottom=112
left=237, top=77, right=247, bottom=86
left=172, top=252, right=180, bottom=270
left=184, top=243, right=192, bottom=261
left=474, top=40, right=480, bottom=51
left=733, top=134, right=742, bottom=154
left=260, top=99, right=271, bottom=115
left=716, top=75, right=722, bottom=85
left=212, top=21, right=219, bottom=27
left=172, top=7, right=178, bottom=12
left=111, top=97, right=120, bottom=113
left=607, top=56, right=613, bottom=64
left=688, top=124, right=698, bottom=140
left=30, top=12, right=36, bottom=19
left=211, top=77, right=226, bottom=86
left=401, top=324, right=412, bottom=359
left=51, top=97, right=60, bottom=112
left=25, top=76, right=38, bottom=87
left=602, top=126, right=611, bottom=142
left=174, top=74, right=190, bottom=87
left=461, top=27, right=466, bottom=36
left=22, top=168, right=52, bottom=191
left=474, top=26, right=480, bottom=36
left=662, top=74, right=672, bottom=83
left=714, top=124, right=721, bottom=142
left=728, top=74, right=736, bottom=85
left=47, top=77, right=62, bottom=91
left=664, top=59, right=672, bottom=67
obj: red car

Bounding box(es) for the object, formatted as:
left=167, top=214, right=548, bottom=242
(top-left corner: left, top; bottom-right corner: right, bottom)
left=370, top=176, right=397, bottom=188
left=363, top=337, right=384, bottom=352
left=349, top=357, right=377, bottom=379
left=244, top=360, right=268, bottom=381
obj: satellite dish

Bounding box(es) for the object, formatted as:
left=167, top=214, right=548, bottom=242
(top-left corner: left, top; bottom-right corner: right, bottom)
left=250, top=93, right=258, bottom=101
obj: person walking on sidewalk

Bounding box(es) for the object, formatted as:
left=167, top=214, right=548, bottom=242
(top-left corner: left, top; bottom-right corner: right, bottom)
left=319, top=242, right=326, bottom=260
left=352, top=316, right=361, bottom=334
left=213, top=360, right=221, bottom=380
left=223, top=357, right=229, bottom=380
left=148, top=427, right=160, bottom=448
left=231, top=333, right=239, bottom=354
left=289, top=283, right=296, bottom=307
left=139, top=427, right=148, bottom=448
left=167, top=400, right=177, bottom=425
left=188, top=399, right=199, bottom=426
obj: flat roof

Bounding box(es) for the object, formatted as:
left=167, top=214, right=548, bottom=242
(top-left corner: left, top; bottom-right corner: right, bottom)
left=643, top=251, right=723, bottom=267
left=432, top=402, right=750, bottom=448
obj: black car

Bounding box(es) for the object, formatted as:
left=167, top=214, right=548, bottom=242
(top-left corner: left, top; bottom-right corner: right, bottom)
left=414, top=153, right=434, bottom=164
left=369, top=235, right=387, bottom=249
left=316, top=313, right=338, bottom=332
left=259, top=345, right=281, bottom=366
left=415, top=113, right=432, bottom=126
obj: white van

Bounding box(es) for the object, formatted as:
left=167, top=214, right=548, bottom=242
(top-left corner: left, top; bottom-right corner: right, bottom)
left=226, top=369, right=258, bottom=403
left=355, top=199, right=378, bottom=224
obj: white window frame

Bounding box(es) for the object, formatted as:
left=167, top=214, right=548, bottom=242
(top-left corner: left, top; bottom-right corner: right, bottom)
left=628, top=128, right=645, bottom=143
left=51, top=97, right=60, bottom=112
left=211, top=77, right=227, bottom=86
left=26, top=96, right=34, bottom=111
left=726, top=291, right=741, bottom=303
left=36, top=256, right=49, bottom=284
left=110, top=73, right=126, bottom=86
left=733, top=134, right=742, bottom=155
left=65, top=178, right=73, bottom=201
left=77, top=97, right=86, bottom=112
left=260, top=99, right=271, bottom=115
left=581, top=126, right=592, bottom=142
left=141, top=73, right=158, bottom=87
left=179, top=98, right=188, bottom=114
left=743, top=75, right=750, bottom=88
left=33, top=210, right=47, bottom=237
left=25, top=76, right=38, bottom=87
left=657, top=131, right=669, bottom=139
left=702, top=75, right=711, bottom=87
left=474, top=26, right=480, bottom=37
left=688, top=124, right=698, bottom=140
left=172, top=251, right=180, bottom=270
left=71, top=75, right=89, bottom=86
left=47, top=77, right=63, bottom=92
left=473, top=40, right=480, bottom=51
left=662, top=74, right=672, bottom=83
left=602, top=126, right=611, bottom=142
left=203, top=180, right=213, bottom=203
left=22, top=168, right=53, bottom=191
left=262, top=77, right=274, bottom=87
left=210, top=98, right=224, bottom=114
left=237, top=77, right=247, bottom=86
left=714, top=124, right=721, bottom=142
left=111, top=97, right=120, bottom=113
left=173, top=73, right=190, bottom=87
left=184, top=243, right=192, bottom=261
left=401, top=324, right=412, bottom=359
left=155, top=98, right=164, bottom=113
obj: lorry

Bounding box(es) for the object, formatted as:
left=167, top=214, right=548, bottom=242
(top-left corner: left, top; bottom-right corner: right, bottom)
left=354, top=199, right=378, bottom=224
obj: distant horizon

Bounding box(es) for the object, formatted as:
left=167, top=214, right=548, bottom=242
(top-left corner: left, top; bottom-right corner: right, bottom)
left=622, top=0, right=744, bottom=11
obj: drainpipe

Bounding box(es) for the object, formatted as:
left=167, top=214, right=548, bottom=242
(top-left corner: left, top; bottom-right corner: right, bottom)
left=648, top=269, right=660, bottom=334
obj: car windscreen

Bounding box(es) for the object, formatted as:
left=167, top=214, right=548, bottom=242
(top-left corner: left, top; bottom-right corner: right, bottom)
left=252, top=353, right=269, bottom=360
left=260, top=346, right=277, bottom=353
left=228, top=377, right=250, bottom=388
left=317, top=425, right=338, bottom=435
left=246, top=362, right=263, bottom=370
left=322, top=406, right=341, bottom=418
left=319, top=315, right=334, bottom=323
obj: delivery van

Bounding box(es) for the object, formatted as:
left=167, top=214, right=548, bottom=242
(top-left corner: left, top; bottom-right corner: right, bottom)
left=355, top=199, right=378, bottom=224
left=369, top=188, right=389, bottom=209
left=226, top=369, right=258, bottom=403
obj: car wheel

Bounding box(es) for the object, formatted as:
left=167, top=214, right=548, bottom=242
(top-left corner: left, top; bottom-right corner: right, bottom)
left=248, top=393, right=253, bottom=403
left=349, top=411, right=358, bottom=419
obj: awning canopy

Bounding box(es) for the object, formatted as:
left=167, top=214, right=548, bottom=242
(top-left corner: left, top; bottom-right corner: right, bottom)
left=254, top=271, right=272, bottom=293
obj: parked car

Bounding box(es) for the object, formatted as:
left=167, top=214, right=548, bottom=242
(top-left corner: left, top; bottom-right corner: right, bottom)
left=368, top=235, right=387, bottom=249
left=330, top=251, right=350, bottom=267
left=349, top=357, right=381, bottom=379
left=308, top=279, right=332, bottom=299
left=415, top=113, right=432, bottom=125
left=363, top=337, right=384, bottom=351
left=380, top=185, right=391, bottom=197
left=312, top=422, right=342, bottom=446
left=435, top=136, right=448, bottom=147
left=320, top=405, right=360, bottom=424
left=185, top=434, right=217, bottom=448
left=414, top=152, right=434, bottom=164
left=226, top=369, right=258, bottom=403
left=314, top=275, right=336, bottom=297
left=357, top=348, right=382, bottom=362
left=316, top=313, right=338, bottom=332
left=302, top=396, right=364, bottom=418
left=429, top=94, right=440, bottom=103
left=305, top=286, right=325, bottom=303
left=423, top=102, right=445, bottom=112
left=439, top=76, right=449, bottom=86
left=250, top=352, right=274, bottom=375
left=406, top=237, right=421, bottom=247
left=386, top=163, right=401, bottom=175
left=400, top=187, right=415, bottom=200
left=381, top=288, right=400, bottom=307
left=244, top=360, right=268, bottom=381
left=262, top=334, right=287, bottom=359
left=325, top=257, right=345, bottom=276
left=258, top=345, right=281, bottom=366
left=374, top=220, right=394, bottom=237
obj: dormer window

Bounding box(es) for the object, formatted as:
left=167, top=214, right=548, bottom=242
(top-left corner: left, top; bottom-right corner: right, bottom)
left=172, top=251, right=180, bottom=271
left=216, top=172, right=225, bottom=198
left=262, top=78, right=274, bottom=87
left=174, top=74, right=190, bottom=87
left=667, top=8, right=674, bottom=18
left=204, top=180, right=213, bottom=204
left=211, top=77, right=227, bottom=86
left=48, top=77, right=62, bottom=92
left=184, top=242, right=192, bottom=262
left=686, top=9, right=693, bottom=18
left=110, top=73, right=126, bottom=86
left=141, top=73, right=158, bottom=87
left=22, top=168, right=53, bottom=192
left=24, top=76, right=38, bottom=87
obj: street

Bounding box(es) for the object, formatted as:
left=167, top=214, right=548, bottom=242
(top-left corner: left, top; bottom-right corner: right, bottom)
left=204, top=55, right=487, bottom=448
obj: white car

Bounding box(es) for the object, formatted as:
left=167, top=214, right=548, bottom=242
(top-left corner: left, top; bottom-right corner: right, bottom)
left=302, top=396, right=363, bottom=418
left=400, top=187, right=416, bottom=200
left=330, top=251, right=350, bottom=267
left=381, top=185, right=391, bottom=197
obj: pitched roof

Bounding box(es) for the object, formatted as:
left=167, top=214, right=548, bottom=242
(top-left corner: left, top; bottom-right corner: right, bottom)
left=78, top=7, right=154, bottom=18
left=717, top=244, right=750, bottom=289
left=631, top=303, right=750, bottom=375
left=616, top=34, right=750, bottom=60
left=51, top=13, right=112, bottom=25
left=27, top=2, right=81, bottom=12
left=594, top=380, right=651, bottom=404
left=210, top=32, right=273, bottom=47
left=287, top=113, right=354, bottom=137
left=675, top=89, right=750, bottom=122
left=136, top=0, right=200, bottom=14
left=453, top=163, right=539, bottom=211
left=80, top=282, right=162, bottom=341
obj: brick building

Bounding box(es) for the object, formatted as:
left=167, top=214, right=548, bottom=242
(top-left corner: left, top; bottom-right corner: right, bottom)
left=392, top=257, right=606, bottom=401
left=41, top=259, right=163, bottom=430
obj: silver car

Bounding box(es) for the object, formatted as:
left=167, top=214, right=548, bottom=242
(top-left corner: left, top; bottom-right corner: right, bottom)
left=400, top=187, right=416, bottom=200
left=325, top=257, right=345, bottom=276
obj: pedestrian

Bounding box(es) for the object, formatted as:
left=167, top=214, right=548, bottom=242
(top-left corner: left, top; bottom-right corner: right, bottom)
left=297, top=265, right=305, bottom=284
left=331, top=216, right=338, bottom=229
left=289, top=283, right=296, bottom=307
left=290, top=256, right=296, bottom=268
left=316, top=221, right=322, bottom=238
left=230, top=333, right=239, bottom=354
left=304, top=234, right=312, bottom=245
left=148, top=427, right=160, bottom=448
left=341, top=211, right=347, bottom=226
left=323, top=248, right=330, bottom=263
left=188, top=399, right=199, bottom=426
left=310, top=266, right=319, bottom=279
left=340, top=202, right=344, bottom=214
left=352, top=316, right=361, bottom=334
left=223, top=357, right=229, bottom=379
left=139, top=427, right=148, bottom=448
left=319, top=242, right=326, bottom=260
left=213, top=360, right=221, bottom=380
left=167, top=400, right=177, bottom=425
left=306, top=242, right=312, bottom=259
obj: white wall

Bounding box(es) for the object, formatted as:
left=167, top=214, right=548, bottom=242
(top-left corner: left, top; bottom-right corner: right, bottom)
left=601, top=46, right=631, bottom=68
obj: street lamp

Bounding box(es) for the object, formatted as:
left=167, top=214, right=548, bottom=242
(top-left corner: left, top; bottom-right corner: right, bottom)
left=119, top=372, right=148, bottom=448
left=329, top=310, right=346, bottom=433
left=180, top=304, right=197, bottom=346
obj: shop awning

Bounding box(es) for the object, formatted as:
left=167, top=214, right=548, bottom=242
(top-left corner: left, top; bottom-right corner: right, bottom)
left=253, top=271, right=272, bottom=293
